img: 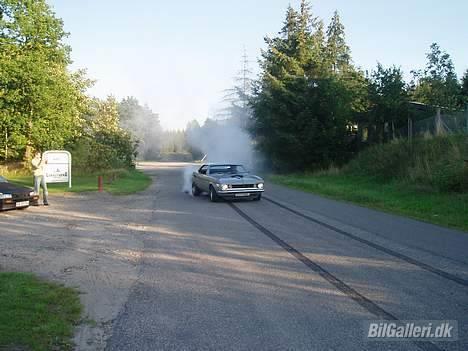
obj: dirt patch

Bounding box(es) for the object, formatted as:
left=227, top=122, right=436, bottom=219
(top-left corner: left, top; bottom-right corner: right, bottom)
left=0, top=178, right=156, bottom=350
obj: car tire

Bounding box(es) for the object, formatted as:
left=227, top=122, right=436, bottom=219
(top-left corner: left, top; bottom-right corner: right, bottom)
left=192, top=183, right=201, bottom=196
left=253, top=193, right=262, bottom=201
left=209, top=186, right=219, bottom=202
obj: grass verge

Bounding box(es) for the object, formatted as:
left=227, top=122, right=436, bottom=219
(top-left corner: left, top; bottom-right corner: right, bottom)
left=271, top=174, right=468, bottom=232
left=6, top=168, right=152, bottom=195
left=0, top=272, right=82, bottom=351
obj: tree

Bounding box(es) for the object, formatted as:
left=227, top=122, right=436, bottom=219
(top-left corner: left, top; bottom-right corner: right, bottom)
left=326, top=11, right=351, bottom=73
left=221, top=49, right=254, bottom=128
left=365, top=64, right=408, bottom=142
left=251, top=1, right=360, bottom=170
left=411, top=43, right=461, bottom=110
left=0, top=0, right=89, bottom=161
left=72, top=97, right=137, bottom=170
left=118, top=97, right=162, bottom=160
left=461, top=69, right=468, bottom=106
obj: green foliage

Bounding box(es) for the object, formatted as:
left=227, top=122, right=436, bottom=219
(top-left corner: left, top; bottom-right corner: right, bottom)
left=461, top=69, right=468, bottom=105
left=160, top=129, right=188, bottom=154
left=411, top=43, right=461, bottom=110
left=346, top=135, right=468, bottom=192
left=271, top=173, right=468, bottom=231
left=431, top=156, right=468, bottom=192
left=0, top=272, right=82, bottom=351
left=363, top=64, right=408, bottom=143
left=326, top=10, right=351, bottom=73
left=345, top=139, right=412, bottom=180
left=251, top=1, right=365, bottom=170
left=9, top=168, right=151, bottom=195
left=0, top=0, right=91, bottom=161
left=251, top=3, right=466, bottom=173
left=0, top=2, right=137, bottom=170
left=70, top=97, right=137, bottom=171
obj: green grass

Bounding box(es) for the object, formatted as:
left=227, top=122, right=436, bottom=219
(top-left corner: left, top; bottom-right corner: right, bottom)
left=271, top=174, right=468, bottom=232
left=6, top=168, right=152, bottom=195
left=0, top=272, right=82, bottom=351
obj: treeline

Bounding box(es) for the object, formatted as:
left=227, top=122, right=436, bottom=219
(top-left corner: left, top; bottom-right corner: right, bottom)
left=250, top=1, right=468, bottom=170
left=0, top=0, right=155, bottom=170
left=0, top=0, right=88, bottom=162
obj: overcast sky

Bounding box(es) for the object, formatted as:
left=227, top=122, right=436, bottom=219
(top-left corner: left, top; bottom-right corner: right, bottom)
left=49, top=0, right=468, bottom=130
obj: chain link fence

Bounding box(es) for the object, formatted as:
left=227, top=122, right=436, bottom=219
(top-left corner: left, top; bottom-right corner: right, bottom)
left=399, top=107, right=468, bottom=140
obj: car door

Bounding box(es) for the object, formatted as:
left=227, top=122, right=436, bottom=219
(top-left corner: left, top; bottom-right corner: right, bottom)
left=194, top=165, right=209, bottom=191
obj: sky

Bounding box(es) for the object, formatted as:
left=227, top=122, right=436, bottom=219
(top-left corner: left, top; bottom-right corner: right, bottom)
left=49, top=0, right=468, bottom=130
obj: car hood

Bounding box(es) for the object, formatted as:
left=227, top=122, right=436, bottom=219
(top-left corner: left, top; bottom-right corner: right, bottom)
left=0, top=182, right=32, bottom=194
left=213, top=174, right=263, bottom=185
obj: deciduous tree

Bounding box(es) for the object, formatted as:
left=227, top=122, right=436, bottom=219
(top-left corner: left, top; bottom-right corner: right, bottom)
left=411, top=43, right=461, bottom=110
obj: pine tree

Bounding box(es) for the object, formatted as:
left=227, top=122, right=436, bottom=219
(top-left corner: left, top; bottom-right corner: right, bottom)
left=251, top=2, right=359, bottom=170
left=460, top=70, right=468, bottom=105
left=326, top=11, right=351, bottom=73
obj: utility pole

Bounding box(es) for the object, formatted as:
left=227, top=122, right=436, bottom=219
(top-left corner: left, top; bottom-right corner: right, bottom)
left=221, top=47, right=254, bottom=127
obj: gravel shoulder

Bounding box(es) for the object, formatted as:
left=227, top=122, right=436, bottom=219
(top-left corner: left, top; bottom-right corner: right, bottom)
left=0, top=173, right=156, bottom=350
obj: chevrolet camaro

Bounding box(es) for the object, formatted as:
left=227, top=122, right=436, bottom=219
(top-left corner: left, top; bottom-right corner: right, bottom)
left=192, top=163, right=264, bottom=202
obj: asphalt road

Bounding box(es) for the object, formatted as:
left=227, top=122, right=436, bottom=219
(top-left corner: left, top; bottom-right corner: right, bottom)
left=106, top=162, right=468, bottom=351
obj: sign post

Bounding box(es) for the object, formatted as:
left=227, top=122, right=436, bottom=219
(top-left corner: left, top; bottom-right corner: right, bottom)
left=43, top=150, right=72, bottom=188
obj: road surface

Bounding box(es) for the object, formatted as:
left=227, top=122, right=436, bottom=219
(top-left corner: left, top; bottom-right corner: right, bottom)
left=105, top=162, right=467, bottom=351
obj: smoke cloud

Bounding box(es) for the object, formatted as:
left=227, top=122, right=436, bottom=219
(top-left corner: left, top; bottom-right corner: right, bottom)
left=186, top=118, right=256, bottom=168
left=182, top=116, right=265, bottom=194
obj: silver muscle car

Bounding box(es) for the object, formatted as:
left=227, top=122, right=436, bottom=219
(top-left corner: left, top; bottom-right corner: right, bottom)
left=192, top=163, right=264, bottom=202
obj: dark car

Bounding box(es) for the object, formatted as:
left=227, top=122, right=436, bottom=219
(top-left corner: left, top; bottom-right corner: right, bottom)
left=0, top=176, right=39, bottom=211
left=192, top=163, right=264, bottom=202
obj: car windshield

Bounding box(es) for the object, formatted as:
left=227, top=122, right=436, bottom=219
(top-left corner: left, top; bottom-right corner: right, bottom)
left=0, top=176, right=8, bottom=183
left=209, top=165, right=248, bottom=175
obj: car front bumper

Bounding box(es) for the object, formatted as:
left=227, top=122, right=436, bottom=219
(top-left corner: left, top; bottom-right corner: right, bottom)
left=216, top=188, right=264, bottom=199
left=0, top=195, right=39, bottom=211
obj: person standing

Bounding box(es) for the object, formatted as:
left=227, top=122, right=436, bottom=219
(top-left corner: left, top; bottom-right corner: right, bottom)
left=31, top=151, right=49, bottom=206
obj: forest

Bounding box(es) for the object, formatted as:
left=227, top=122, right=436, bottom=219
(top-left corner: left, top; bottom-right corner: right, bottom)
left=1, top=0, right=467, bottom=173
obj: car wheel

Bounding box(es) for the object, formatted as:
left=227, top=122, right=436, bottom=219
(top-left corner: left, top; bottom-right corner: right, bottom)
left=192, top=183, right=201, bottom=196
left=253, top=193, right=262, bottom=201
left=209, top=186, right=219, bottom=202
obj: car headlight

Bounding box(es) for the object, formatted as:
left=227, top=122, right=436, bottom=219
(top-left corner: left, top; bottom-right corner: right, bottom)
left=0, top=193, right=12, bottom=199
left=29, top=191, right=36, bottom=197
left=257, top=183, right=264, bottom=189
left=221, top=184, right=229, bottom=191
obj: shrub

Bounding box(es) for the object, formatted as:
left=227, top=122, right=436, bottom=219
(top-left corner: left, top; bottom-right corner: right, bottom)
left=346, top=139, right=411, bottom=180
left=344, top=134, right=468, bottom=192
left=69, top=133, right=137, bottom=173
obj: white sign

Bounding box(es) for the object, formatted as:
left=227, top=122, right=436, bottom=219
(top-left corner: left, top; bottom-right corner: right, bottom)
left=43, top=150, right=72, bottom=187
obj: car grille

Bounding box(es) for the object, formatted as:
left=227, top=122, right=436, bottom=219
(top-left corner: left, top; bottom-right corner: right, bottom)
left=231, top=184, right=255, bottom=189
left=13, top=193, right=30, bottom=201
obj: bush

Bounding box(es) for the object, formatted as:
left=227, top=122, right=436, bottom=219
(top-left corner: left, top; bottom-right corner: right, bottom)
left=431, top=156, right=468, bottom=192
left=346, top=139, right=412, bottom=180
left=344, top=134, right=468, bottom=192
left=69, top=132, right=137, bottom=173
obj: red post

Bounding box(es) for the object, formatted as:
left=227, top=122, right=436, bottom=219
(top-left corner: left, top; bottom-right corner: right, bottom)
left=98, top=175, right=103, bottom=192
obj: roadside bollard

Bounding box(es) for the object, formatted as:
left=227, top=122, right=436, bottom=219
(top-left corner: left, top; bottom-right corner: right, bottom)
left=98, top=175, right=103, bottom=192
